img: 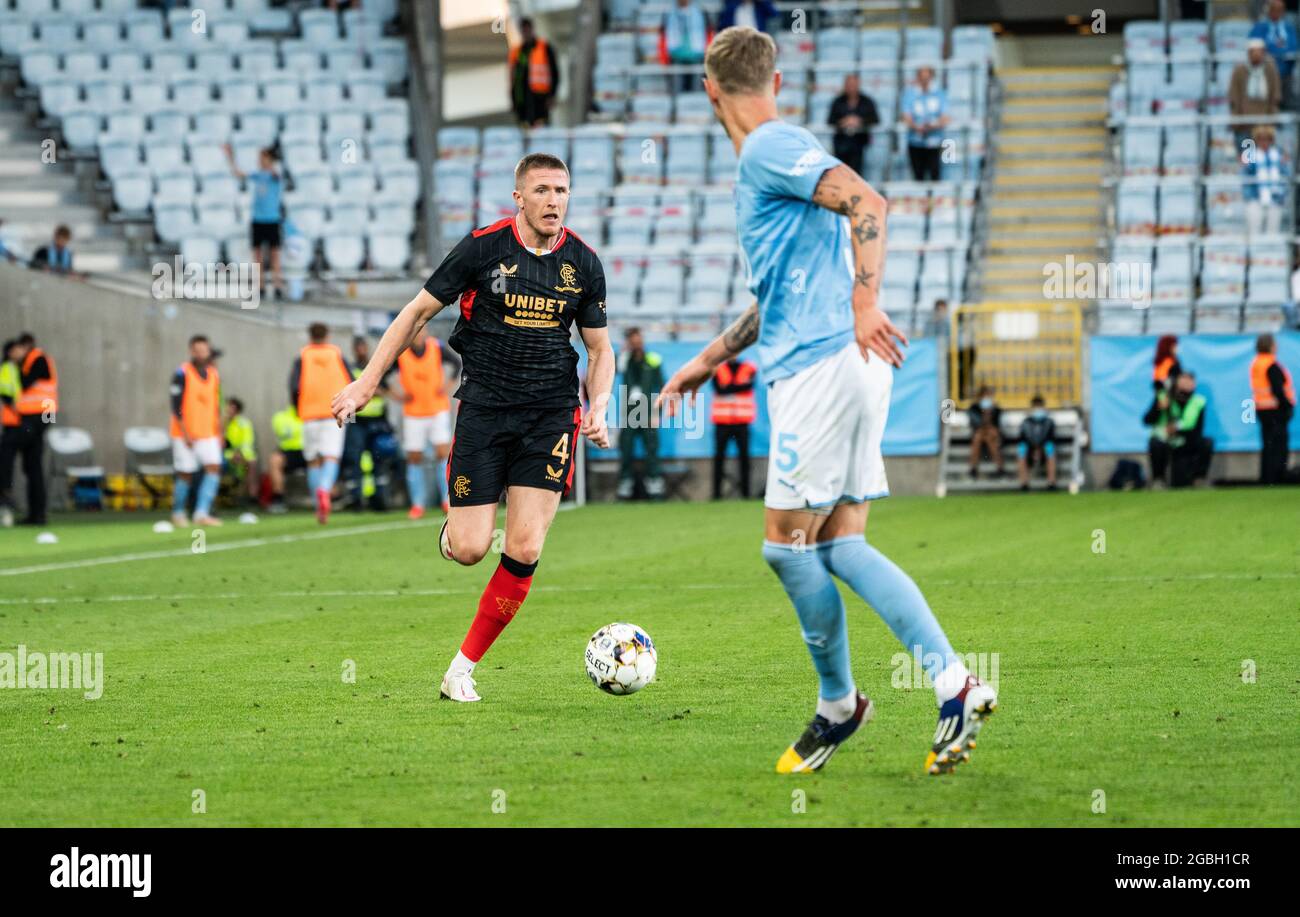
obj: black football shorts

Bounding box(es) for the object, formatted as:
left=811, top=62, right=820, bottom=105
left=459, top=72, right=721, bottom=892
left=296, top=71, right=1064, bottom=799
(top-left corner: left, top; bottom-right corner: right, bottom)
left=446, top=403, right=583, bottom=506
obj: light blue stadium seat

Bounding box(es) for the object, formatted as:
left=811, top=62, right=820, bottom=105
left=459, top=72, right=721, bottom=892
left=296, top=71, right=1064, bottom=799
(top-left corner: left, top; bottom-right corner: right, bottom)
left=293, top=167, right=334, bottom=202
left=155, top=170, right=197, bottom=208
left=1122, top=124, right=1162, bottom=175
left=260, top=76, right=301, bottom=113
left=1162, top=124, right=1202, bottom=175
left=299, top=9, right=340, bottom=45
left=1194, top=303, right=1243, bottom=332
left=99, top=142, right=143, bottom=186
left=181, top=236, right=222, bottom=267
left=904, top=27, right=943, bottom=62
left=593, top=67, right=629, bottom=115
left=608, top=209, right=653, bottom=249
left=951, top=25, right=995, bottom=62
left=128, top=78, right=169, bottom=113
left=1145, top=304, right=1193, bottom=334
left=371, top=199, right=414, bottom=235
left=640, top=260, right=687, bottom=309
left=85, top=78, right=126, bottom=111
left=1197, top=240, right=1246, bottom=305
left=370, top=234, right=411, bottom=272
left=343, top=11, right=386, bottom=43
left=188, top=142, right=227, bottom=178
left=378, top=160, right=419, bottom=200
left=630, top=94, right=673, bottom=123
left=367, top=138, right=408, bottom=165
left=145, top=143, right=186, bottom=177
left=817, top=27, right=859, bottom=64
left=1213, top=19, right=1252, bottom=55
left=1169, top=21, right=1208, bottom=60
left=370, top=39, right=407, bottom=85
left=1152, top=238, right=1194, bottom=304
left=237, top=44, right=279, bottom=76
left=171, top=77, right=212, bottom=111
left=1204, top=175, right=1245, bottom=233
left=323, top=234, right=366, bottom=272
left=148, top=108, right=189, bottom=140
left=597, top=32, right=636, bottom=71
left=1158, top=179, right=1198, bottom=235
left=437, top=126, right=480, bottom=159
left=1124, top=20, right=1166, bottom=59
left=525, top=126, right=570, bottom=160
left=147, top=49, right=189, bottom=79
left=196, top=199, right=240, bottom=238
left=605, top=256, right=643, bottom=306
left=304, top=77, right=345, bottom=112
left=191, top=109, right=233, bottom=143
left=38, top=21, right=76, bottom=50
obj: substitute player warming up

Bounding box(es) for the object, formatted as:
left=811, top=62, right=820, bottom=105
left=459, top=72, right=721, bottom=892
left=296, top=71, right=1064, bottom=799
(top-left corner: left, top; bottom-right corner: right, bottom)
left=331, top=153, right=614, bottom=703
left=660, top=27, right=996, bottom=775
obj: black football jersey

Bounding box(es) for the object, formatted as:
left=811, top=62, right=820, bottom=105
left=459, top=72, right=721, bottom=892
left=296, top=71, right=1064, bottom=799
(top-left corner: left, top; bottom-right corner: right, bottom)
left=423, top=217, right=608, bottom=409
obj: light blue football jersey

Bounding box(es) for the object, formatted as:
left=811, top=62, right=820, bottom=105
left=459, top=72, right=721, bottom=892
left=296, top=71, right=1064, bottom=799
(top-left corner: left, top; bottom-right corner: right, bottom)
left=734, top=119, right=855, bottom=382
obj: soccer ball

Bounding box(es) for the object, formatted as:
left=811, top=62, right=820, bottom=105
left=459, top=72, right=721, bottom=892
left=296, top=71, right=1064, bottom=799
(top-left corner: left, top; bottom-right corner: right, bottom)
left=585, top=623, right=657, bottom=695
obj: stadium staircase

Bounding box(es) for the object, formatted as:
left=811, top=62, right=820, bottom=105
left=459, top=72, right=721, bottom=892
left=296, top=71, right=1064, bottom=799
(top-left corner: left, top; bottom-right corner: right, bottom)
left=0, top=74, right=138, bottom=273
left=976, top=66, right=1115, bottom=303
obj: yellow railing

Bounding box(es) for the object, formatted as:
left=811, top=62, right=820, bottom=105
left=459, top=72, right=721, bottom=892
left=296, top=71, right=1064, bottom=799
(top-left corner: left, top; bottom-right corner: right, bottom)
left=948, top=302, right=1083, bottom=408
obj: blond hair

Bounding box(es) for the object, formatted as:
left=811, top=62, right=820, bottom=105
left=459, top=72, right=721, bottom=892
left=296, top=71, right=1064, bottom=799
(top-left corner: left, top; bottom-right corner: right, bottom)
left=704, top=26, right=777, bottom=96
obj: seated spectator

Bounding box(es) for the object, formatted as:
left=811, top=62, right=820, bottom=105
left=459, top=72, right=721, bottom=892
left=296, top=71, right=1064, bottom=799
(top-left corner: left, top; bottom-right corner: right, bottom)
left=29, top=225, right=74, bottom=275
left=967, top=386, right=1004, bottom=479
left=662, top=0, right=710, bottom=93
left=1243, top=125, right=1289, bottom=236
left=901, top=66, right=949, bottom=182
left=1017, top=395, right=1057, bottom=491
left=1249, top=0, right=1297, bottom=106
left=924, top=299, right=950, bottom=340
left=1145, top=372, right=1213, bottom=488
left=1229, top=40, right=1280, bottom=152
left=828, top=73, right=880, bottom=176
left=223, top=397, right=259, bottom=506
left=720, top=0, right=778, bottom=33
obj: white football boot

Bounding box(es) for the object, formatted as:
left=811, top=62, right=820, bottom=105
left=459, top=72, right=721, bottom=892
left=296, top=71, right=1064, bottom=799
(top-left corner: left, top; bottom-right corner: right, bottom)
left=926, top=675, right=997, bottom=775
left=439, top=669, right=481, bottom=703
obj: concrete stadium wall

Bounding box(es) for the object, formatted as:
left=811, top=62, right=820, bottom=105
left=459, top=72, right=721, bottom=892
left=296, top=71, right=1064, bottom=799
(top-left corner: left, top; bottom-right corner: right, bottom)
left=0, top=263, right=353, bottom=474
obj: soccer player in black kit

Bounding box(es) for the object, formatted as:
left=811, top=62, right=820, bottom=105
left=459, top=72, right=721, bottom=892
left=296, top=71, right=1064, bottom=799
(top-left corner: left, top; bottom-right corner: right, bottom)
left=331, top=153, right=615, bottom=703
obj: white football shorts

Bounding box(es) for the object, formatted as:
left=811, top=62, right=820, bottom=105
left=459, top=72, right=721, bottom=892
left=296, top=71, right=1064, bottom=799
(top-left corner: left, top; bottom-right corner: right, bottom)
left=401, top=411, right=452, bottom=453
left=172, top=436, right=223, bottom=473
left=302, top=418, right=346, bottom=461
left=764, top=341, right=892, bottom=512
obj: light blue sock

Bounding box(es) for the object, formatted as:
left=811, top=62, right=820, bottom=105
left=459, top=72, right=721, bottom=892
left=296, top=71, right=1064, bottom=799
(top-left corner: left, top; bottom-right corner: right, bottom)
left=406, top=462, right=426, bottom=509
left=435, top=458, right=449, bottom=504
left=762, top=541, right=854, bottom=702
left=193, top=471, right=220, bottom=516
left=173, top=475, right=191, bottom=515
left=818, top=536, right=957, bottom=683
left=307, top=464, right=321, bottom=493
left=318, top=459, right=339, bottom=491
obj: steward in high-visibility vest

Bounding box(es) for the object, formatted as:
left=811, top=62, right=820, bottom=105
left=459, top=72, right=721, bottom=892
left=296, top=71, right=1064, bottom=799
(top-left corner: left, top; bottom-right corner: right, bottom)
left=273, top=405, right=303, bottom=452
left=342, top=335, right=396, bottom=512
left=0, top=340, right=20, bottom=430
left=352, top=366, right=386, bottom=419
left=711, top=358, right=758, bottom=500
left=0, top=335, right=56, bottom=525
left=17, top=345, right=57, bottom=419
left=224, top=404, right=257, bottom=464
left=1251, top=333, right=1296, bottom=485
left=508, top=18, right=558, bottom=126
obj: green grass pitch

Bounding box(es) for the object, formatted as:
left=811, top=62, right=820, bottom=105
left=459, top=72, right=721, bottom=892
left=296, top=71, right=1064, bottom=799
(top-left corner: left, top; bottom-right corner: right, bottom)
left=0, top=489, right=1296, bottom=827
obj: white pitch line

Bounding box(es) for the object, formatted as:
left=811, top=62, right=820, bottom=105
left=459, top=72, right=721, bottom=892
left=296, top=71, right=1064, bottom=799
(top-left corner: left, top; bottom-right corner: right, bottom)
left=0, top=570, right=1294, bottom=606
left=0, top=518, right=432, bottom=577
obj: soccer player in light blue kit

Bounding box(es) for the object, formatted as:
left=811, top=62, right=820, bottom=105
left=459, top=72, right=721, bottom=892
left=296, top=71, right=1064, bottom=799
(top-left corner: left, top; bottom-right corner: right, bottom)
left=661, top=27, right=997, bottom=775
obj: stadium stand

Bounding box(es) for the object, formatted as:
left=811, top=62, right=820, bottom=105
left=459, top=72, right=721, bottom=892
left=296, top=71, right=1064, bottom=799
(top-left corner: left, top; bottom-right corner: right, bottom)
left=1104, top=14, right=1295, bottom=335
left=3, top=0, right=414, bottom=279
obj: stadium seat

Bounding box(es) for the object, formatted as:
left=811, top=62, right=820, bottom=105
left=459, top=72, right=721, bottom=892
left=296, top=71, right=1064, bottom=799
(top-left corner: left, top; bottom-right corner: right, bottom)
left=323, top=234, right=366, bottom=272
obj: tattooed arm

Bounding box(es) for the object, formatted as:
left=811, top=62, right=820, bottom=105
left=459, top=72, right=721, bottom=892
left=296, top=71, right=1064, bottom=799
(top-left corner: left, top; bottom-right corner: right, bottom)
left=811, top=164, right=907, bottom=367
left=657, top=303, right=759, bottom=413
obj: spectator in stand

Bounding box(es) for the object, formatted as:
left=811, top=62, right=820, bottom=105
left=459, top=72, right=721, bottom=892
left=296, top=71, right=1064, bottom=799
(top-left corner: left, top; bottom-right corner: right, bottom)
left=901, top=66, right=949, bottom=182
left=828, top=73, right=880, bottom=177
left=29, top=225, right=74, bottom=275
left=1229, top=39, right=1281, bottom=153
left=1152, top=334, right=1181, bottom=392
left=924, top=299, right=950, bottom=340
left=662, top=0, right=710, bottom=93
left=967, top=385, right=1004, bottom=479
left=1243, top=125, right=1289, bottom=236
left=1250, top=0, right=1298, bottom=107
left=1016, top=395, right=1057, bottom=491
left=719, top=0, right=779, bottom=34
left=1145, top=371, right=1214, bottom=488
left=1250, top=333, right=1296, bottom=484
left=509, top=17, right=559, bottom=127
left=223, top=144, right=284, bottom=298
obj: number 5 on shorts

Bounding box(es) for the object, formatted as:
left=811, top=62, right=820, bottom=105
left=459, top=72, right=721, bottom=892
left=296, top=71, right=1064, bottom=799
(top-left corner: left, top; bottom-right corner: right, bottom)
left=775, top=432, right=798, bottom=473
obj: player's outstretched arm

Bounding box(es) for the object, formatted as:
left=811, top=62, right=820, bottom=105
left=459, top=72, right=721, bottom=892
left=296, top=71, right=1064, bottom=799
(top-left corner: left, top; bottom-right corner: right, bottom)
left=579, top=325, right=614, bottom=449
left=811, top=164, right=907, bottom=367
left=658, top=302, right=759, bottom=416
left=330, top=288, right=446, bottom=426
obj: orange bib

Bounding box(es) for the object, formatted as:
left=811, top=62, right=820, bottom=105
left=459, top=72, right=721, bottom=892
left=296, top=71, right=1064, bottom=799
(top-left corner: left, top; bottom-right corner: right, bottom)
left=169, top=362, right=220, bottom=439
left=398, top=343, right=449, bottom=417
left=297, top=343, right=350, bottom=421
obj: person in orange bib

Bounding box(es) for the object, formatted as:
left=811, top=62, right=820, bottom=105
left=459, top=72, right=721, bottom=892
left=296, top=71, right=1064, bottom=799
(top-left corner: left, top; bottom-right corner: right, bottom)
left=290, top=323, right=352, bottom=523
left=396, top=326, right=456, bottom=519
left=0, top=334, right=56, bottom=526
left=711, top=356, right=758, bottom=499
left=1251, top=333, right=1296, bottom=484
left=169, top=335, right=223, bottom=527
